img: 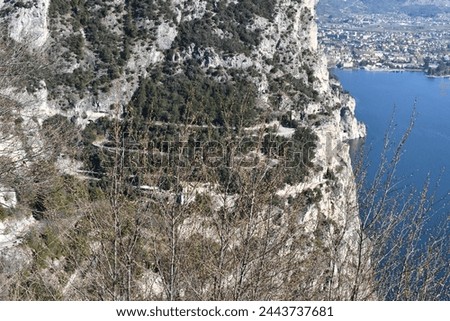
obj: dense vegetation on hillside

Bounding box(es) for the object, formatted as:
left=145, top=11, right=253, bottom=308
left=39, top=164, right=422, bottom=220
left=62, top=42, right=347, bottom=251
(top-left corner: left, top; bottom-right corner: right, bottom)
left=128, top=64, right=258, bottom=126
left=44, top=0, right=278, bottom=99
left=426, top=59, right=450, bottom=76
left=174, top=0, right=275, bottom=54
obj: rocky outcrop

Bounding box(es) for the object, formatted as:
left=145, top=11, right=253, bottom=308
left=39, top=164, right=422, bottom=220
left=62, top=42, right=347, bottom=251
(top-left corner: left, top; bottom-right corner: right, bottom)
left=0, top=216, right=35, bottom=250
left=6, top=0, right=50, bottom=48
left=0, top=186, right=16, bottom=209
left=0, top=215, right=34, bottom=299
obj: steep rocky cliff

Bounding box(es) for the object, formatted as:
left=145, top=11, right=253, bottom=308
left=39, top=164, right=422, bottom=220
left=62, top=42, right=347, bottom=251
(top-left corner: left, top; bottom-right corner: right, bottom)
left=0, top=0, right=368, bottom=300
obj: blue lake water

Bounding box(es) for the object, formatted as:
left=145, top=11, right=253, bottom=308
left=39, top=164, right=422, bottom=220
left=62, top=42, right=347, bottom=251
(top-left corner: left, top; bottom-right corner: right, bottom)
left=334, top=70, right=450, bottom=214
left=334, top=69, right=449, bottom=298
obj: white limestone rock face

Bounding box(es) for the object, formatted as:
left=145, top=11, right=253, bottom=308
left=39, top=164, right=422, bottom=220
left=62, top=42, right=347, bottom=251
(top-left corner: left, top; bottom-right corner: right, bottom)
left=0, top=216, right=36, bottom=251
left=8, top=0, right=50, bottom=48
left=256, top=0, right=321, bottom=78
left=0, top=186, right=16, bottom=209
left=0, top=215, right=34, bottom=299
left=173, top=0, right=208, bottom=22
left=156, top=23, right=178, bottom=50
left=11, top=82, right=55, bottom=124
left=339, top=95, right=367, bottom=140
left=69, top=43, right=166, bottom=126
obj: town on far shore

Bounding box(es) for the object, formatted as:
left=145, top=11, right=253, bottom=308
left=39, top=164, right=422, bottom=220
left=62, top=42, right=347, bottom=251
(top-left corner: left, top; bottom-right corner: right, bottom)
left=318, top=12, right=450, bottom=77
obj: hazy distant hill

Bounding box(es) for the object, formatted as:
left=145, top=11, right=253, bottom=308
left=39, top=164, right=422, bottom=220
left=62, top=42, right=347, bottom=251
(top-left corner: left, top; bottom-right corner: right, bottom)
left=317, top=0, right=450, bottom=17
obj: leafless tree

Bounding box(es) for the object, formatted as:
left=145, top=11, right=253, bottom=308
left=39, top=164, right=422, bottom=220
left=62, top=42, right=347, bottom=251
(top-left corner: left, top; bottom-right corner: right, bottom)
left=347, top=111, right=449, bottom=300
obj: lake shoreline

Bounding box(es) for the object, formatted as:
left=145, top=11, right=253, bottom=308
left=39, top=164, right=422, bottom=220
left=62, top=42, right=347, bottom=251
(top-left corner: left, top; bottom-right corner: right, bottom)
left=334, top=68, right=450, bottom=206
left=331, top=67, right=450, bottom=79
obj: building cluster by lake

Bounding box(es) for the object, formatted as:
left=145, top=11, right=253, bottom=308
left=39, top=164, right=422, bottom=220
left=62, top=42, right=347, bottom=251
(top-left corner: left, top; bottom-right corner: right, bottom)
left=318, top=13, right=450, bottom=76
